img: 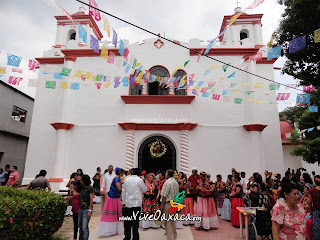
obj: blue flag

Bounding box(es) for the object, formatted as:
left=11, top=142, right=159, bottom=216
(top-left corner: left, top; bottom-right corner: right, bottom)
left=203, top=70, right=211, bottom=77
left=78, top=24, right=87, bottom=43
left=90, top=35, right=99, bottom=53
left=222, top=89, right=231, bottom=96
left=197, top=81, right=204, bottom=87
left=7, top=54, right=22, bottom=67
left=119, top=40, right=124, bottom=56
left=204, top=28, right=227, bottom=54
left=202, top=92, right=210, bottom=98
left=112, top=29, right=118, bottom=48
left=289, top=35, right=306, bottom=53
left=267, top=45, right=282, bottom=60
left=307, top=127, right=315, bottom=132
left=309, top=106, right=318, bottom=112
left=54, top=73, right=63, bottom=80
left=227, top=72, right=236, bottom=78
left=70, top=82, right=80, bottom=90
left=122, top=77, right=129, bottom=83
left=125, top=64, right=131, bottom=73
left=123, top=82, right=129, bottom=87
left=296, top=93, right=311, bottom=104
left=137, top=65, right=143, bottom=74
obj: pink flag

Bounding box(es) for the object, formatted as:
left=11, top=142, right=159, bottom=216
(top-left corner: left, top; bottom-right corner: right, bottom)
left=303, top=85, right=315, bottom=93
left=246, top=51, right=263, bottom=63
left=124, top=48, right=129, bottom=62
left=212, top=94, right=221, bottom=100
left=197, top=49, right=204, bottom=62
left=277, top=93, right=291, bottom=101
left=12, top=68, right=23, bottom=74
left=189, top=73, right=195, bottom=81
left=8, top=76, right=23, bottom=86
left=59, top=5, right=76, bottom=27
left=245, top=0, right=265, bottom=10
left=89, top=0, right=101, bottom=21
left=95, top=82, right=102, bottom=89
left=28, top=59, right=40, bottom=70
left=107, top=51, right=115, bottom=64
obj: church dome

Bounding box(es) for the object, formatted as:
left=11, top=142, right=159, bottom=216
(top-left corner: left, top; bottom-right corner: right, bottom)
left=280, top=121, right=293, bottom=139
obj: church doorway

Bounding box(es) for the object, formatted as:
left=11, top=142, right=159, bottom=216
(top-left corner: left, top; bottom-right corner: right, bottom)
left=138, top=136, right=176, bottom=173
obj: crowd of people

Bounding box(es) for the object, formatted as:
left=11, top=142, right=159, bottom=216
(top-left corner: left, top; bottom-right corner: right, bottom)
left=61, top=166, right=320, bottom=240
left=2, top=163, right=320, bottom=240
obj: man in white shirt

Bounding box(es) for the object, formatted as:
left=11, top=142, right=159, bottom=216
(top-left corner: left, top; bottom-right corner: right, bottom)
left=122, top=168, right=147, bottom=240
left=100, top=165, right=115, bottom=202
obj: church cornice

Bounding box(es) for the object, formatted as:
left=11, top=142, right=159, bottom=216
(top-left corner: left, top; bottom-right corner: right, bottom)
left=118, top=122, right=198, bottom=131
left=189, top=48, right=259, bottom=56
left=121, top=95, right=195, bottom=104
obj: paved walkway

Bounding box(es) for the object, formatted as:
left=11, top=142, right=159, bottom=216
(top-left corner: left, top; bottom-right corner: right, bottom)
left=55, top=204, right=242, bottom=240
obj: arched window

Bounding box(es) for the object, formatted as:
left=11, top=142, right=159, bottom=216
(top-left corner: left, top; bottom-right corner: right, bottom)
left=173, top=70, right=187, bottom=95
left=148, top=66, right=170, bottom=95
left=240, top=29, right=249, bottom=40
left=67, top=29, right=76, bottom=41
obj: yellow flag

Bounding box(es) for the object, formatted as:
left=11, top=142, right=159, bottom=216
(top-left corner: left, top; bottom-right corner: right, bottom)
left=145, top=72, right=150, bottom=79
left=104, top=82, right=111, bottom=88
left=83, top=72, right=92, bottom=79
left=194, top=86, right=200, bottom=90
left=91, top=75, right=96, bottom=81
left=136, top=62, right=141, bottom=67
left=180, top=75, right=187, bottom=84
left=74, top=70, right=83, bottom=78
left=300, top=129, right=307, bottom=134
left=101, top=45, right=108, bottom=59
left=138, top=71, right=144, bottom=79
left=247, top=99, right=254, bottom=102
left=172, top=65, right=183, bottom=75
left=228, top=11, right=244, bottom=26
left=0, top=67, right=6, bottom=74
left=60, top=81, right=70, bottom=89
left=231, top=90, right=241, bottom=93
left=254, top=83, right=264, bottom=88
left=102, top=15, right=110, bottom=38
left=244, top=83, right=254, bottom=86
left=219, top=77, right=226, bottom=82
left=315, top=28, right=320, bottom=43
left=266, top=37, right=273, bottom=49
left=210, top=65, right=219, bottom=70
left=256, top=100, right=265, bottom=104
left=136, top=78, right=142, bottom=84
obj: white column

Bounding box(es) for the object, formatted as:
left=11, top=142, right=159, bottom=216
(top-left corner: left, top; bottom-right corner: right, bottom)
left=248, top=131, right=265, bottom=175
left=180, top=130, right=190, bottom=175
left=51, top=60, right=74, bottom=183
left=55, top=25, right=62, bottom=46
left=253, top=24, right=260, bottom=46
left=142, top=83, right=148, bottom=95
left=125, top=130, right=135, bottom=170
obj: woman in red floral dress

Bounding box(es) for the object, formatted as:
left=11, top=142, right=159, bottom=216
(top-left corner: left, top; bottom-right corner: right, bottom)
left=142, top=173, right=160, bottom=229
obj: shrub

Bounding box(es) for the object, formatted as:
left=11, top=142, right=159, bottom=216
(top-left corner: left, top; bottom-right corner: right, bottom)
left=0, top=187, right=68, bottom=240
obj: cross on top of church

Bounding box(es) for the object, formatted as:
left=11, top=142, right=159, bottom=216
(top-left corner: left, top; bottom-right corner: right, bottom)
left=236, top=0, right=240, bottom=8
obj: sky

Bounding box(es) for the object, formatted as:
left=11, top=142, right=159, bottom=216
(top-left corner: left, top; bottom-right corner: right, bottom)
left=0, top=0, right=301, bottom=112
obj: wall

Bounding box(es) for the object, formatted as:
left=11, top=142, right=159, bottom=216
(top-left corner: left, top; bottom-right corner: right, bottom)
left=23, top=19, right=285, bottom=186
left=0, top=82, right=34, bottom=180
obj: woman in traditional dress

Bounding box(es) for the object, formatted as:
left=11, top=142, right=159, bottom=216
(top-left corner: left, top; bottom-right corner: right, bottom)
left=195, top=171, right=219, bottom=230
left=221, top=174, right=233, bottom=221
left=175, top=172, right=186, bottom=229
left=230, top=173, right=245, bottom=227
left=215, top=174, right=226, bottom=216
left=142, top=173, right=160, bottom=229
left=99, top=167, right=124, bottom=236
left=182, top=174, right=195, bottom=225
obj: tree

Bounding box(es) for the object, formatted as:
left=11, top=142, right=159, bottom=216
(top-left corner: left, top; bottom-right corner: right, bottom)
left=275, top=0, right=320, bottom=165
left=274, top=0, right=320, bottom=86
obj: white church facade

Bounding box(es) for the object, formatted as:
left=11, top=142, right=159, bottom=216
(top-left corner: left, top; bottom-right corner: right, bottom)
left=23, top=8, right=299, bottom=191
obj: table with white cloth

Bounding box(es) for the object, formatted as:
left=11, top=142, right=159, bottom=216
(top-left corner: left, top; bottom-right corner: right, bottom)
left=236, top=207, right=264, bottom=240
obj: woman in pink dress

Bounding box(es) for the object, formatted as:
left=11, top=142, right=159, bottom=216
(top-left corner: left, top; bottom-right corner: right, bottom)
left=271, top=182, right=307, bottom=240
left=182, top=174, right=195, bottom=225
left=99, top=167, right=124, bottom=236
left=195, top=171, right=219, bottom=230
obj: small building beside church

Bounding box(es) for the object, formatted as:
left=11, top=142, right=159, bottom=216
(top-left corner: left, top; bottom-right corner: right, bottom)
left=23, top=7, right=290, bottom=191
